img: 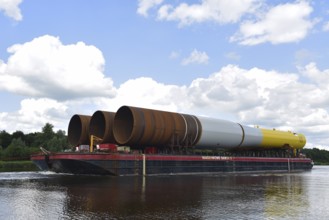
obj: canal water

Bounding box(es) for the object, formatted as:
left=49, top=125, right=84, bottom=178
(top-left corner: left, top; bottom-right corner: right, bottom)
left=0, top=166, right=328, bottom=220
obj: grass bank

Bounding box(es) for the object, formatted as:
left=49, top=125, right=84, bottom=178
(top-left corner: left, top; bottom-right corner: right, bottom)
left=0, top=160, right=38, bottom=172
left=314, top=162, right=329, bottom=165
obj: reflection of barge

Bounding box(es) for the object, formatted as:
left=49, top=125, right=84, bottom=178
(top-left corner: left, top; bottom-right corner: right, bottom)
left=31, top=106, right=314, bottom=176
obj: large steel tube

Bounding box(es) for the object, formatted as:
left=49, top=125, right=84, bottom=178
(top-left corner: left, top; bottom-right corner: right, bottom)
left=195, top=117, right=243, bottom=148
left=113, top=106, right=202, bottom=147
left=68, top=106, right=306, bottom=150
left=239, top=125, right=263, bottom=148
left=89, top=111, right=116, bottom=144
left=195, top=117, right=306, bottom=149
left=68, top=114, right=91, bottom=146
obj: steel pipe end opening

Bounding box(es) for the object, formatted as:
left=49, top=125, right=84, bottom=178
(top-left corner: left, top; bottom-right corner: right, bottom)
left=89, top=110, right=115, bottom=143
left=68, top=114, right=91, bottom=146
left=113, top=106, right=134, bottom=145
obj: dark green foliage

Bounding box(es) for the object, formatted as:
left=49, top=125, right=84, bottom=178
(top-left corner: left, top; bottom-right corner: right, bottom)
left=0, top=160, right=38, bottom=172
left=0, top=130, right=11, bottom=149
left=41, top=123, right=55, bottom=142
left=33, top=124, right=68, bottom=152
left=47, top=136, right=67, bottom=152
left=3, top=138, right=28, bottom=159
left=12, top=131, right=25, bottom=142
left=0, top=123, right=68, bottom=160
left=25, top=132, right=38, bottom=147
left=301, top=148, right=329, bottom=165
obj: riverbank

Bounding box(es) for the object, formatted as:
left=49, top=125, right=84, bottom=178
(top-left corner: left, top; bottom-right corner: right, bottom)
left=0, top=160, right=38, bottom=172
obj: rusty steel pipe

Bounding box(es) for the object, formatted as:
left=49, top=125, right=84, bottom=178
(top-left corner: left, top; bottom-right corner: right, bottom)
left=68, top=114, right=91, bottom=146
left=89, top=111, right=116, bottom=144
left=113, top=106, right=202, bottom=147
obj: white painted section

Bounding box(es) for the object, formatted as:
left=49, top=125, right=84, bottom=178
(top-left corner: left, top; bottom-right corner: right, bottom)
left=195, top=116, right=243, bottom=148
left=240, top=125, right=263, bottom=147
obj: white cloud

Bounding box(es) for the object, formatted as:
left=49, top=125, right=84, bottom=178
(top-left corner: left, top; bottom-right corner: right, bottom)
left=157, top=0, right=261, bottom=26
left=140, top=1, right=319, bottom=45
left=0, top=35, right=116, bottom=101
left=299, top=62, right=329, bottom=88
left=181, top=49, right=209, bottom=65
left=137, top=0, right=163, bottom=17
left=187, top=65, right=298, bottom=115
left=97, top=77, right=182, bottom=112
left=0, top=0, right=23, bottom=21
left=0, top=96, right=118, bottom=133
left=323, top=21, right=329, bottom=31
left=0, top=98, right=69, bottom=133
left=231, top=1, right=315, bottom=45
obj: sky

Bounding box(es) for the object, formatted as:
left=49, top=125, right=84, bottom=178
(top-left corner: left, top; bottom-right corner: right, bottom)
left=0, top=0, right=329, bottom=149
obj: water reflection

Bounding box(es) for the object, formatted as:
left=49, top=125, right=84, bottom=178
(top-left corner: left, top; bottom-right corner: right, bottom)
left=264, top=174, right=308, bottom=219
left=62, top=175, right=204, bottom=219
left=0, top=168, right=328, bottom=219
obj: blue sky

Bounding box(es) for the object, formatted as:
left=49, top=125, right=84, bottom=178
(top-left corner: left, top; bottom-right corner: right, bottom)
left=1, top=0, right=329, bottom=149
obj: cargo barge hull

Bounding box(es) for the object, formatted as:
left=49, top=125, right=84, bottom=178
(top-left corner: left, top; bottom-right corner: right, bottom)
left=31, top=153, right=313, bottom=176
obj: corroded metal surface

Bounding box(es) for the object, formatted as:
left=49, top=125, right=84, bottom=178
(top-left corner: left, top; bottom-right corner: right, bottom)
left=113, top=106, right=201, bottom=147
left=89, top=110, right=116, bottom=144
left=68, top=114, right=91, bottom=146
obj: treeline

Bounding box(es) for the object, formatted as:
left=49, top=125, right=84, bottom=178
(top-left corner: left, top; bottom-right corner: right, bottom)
left=0, top=123, right=69, bottom=160
left=301, top=148, right=329, bottom=165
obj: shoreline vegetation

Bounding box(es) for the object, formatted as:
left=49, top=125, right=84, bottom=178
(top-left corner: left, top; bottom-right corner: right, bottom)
left=0, top=160, right=38, bottom=172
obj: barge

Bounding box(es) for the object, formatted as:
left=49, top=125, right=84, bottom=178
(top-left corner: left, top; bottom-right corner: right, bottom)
left=31, top=105, right=314, bottom=175
left=31, top=152, right=313, bottom=176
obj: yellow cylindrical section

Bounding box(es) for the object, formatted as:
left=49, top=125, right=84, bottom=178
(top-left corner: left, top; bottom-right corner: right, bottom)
left=260, top=128, right=306, bottom=149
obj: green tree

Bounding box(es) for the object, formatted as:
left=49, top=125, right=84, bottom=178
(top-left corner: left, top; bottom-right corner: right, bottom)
left=12, top=131, right=25, bottom=142
left=3, top=138, right=29, bottom=159
left=30, top=132, right=43, bottom=149
left=42, top=123, right=55, bottom=140
left=24, top=132, right=37, bottom=147
left=29, top=123, right=56, bottom=149
left=47, top=137, right=63, bottom=152
left=302, top=148, right=329, bottom=165
left=29, top=123, right=68, bottom=152
left=0, top=123, right=69, bottom=159
left=0, top=130, right=12, bottom=149
left=46, top=130, right=68, bottom=152
left=56, top=129, right=66, bottom=138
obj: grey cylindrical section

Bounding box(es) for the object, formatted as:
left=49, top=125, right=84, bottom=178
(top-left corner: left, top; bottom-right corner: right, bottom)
left=68, top=114, right=91, bottom=146
left=239, top=125, right=263, bottom=148
left=113, top=106, right=202, bottom=147
left=195, top=116, right=243, bottom=148
left=89, top=111, right=116, bottom=144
